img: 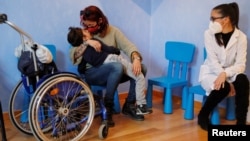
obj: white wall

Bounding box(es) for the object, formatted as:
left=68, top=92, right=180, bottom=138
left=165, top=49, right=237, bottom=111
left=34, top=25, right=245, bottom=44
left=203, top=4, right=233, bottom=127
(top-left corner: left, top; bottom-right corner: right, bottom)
left=1, top=0, right=250, bottom=112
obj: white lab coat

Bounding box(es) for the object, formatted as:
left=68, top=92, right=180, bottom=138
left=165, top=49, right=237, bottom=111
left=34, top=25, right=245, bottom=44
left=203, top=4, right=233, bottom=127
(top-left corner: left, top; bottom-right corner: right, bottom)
left=199, top=28, right=247, bottom=95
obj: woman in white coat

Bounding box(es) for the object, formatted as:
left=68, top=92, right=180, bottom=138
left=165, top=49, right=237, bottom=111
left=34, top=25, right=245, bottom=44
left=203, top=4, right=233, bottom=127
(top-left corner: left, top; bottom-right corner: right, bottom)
left=198, top=2, right=249, bottom=130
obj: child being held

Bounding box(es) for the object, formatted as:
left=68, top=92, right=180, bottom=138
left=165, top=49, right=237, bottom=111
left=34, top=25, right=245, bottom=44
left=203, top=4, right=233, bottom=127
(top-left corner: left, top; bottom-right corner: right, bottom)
left=67, top=27, right=152, bottom=115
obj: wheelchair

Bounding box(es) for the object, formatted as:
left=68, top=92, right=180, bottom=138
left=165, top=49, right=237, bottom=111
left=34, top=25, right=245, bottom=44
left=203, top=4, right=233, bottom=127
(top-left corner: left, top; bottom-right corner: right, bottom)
left=0, top=13, right=109, bottom=140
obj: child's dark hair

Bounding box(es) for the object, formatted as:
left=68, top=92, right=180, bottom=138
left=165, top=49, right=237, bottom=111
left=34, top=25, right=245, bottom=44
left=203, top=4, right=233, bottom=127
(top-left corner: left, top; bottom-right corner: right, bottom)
left=67, top=27, right=83, bottom=47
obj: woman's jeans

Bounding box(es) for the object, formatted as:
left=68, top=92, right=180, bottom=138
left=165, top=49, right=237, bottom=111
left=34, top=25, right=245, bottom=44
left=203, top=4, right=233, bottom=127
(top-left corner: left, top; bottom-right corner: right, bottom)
left=84, top=62, right=147, bottom=103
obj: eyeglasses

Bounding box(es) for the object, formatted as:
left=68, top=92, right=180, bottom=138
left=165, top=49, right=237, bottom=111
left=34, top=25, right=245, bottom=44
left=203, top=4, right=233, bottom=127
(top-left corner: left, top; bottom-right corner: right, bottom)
left=82, top=23, right=98, bottom=28
left=80, top=10, right=84, bottom=16
left=210, top=16, right=224, bottom=21
left=80, top=10, right=91, bottom=17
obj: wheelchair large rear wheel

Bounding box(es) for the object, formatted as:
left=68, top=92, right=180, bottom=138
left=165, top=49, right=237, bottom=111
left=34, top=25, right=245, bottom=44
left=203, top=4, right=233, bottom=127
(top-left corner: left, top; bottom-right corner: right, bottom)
left=29, top=73, right=95, bottom=141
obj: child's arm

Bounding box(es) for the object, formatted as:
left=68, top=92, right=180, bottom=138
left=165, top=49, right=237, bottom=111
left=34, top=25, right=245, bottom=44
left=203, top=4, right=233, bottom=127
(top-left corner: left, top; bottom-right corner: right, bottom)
left=93, top=38, right=120, bottom=55
left=72, top=44, right=87, bottom=64
left=102, top=45, right=120, bottom=55
left=74, top=44, right=87, bottom=59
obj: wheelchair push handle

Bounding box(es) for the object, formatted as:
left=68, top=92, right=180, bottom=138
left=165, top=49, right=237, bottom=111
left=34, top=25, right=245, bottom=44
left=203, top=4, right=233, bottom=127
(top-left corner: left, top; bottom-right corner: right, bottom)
left=1, top=13, right=34, bottom=43
left=0, top=13, right=7, bottom=23
left=0, top=13, right=40, bottom=81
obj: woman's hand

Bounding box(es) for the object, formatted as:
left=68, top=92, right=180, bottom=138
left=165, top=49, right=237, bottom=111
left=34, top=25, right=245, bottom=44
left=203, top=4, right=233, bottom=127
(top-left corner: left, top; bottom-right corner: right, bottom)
left=214, top=72, right=226, bottom=90
left=86, top=39, right=101, bottom=52
left=132, top=59, right=142, bottom=76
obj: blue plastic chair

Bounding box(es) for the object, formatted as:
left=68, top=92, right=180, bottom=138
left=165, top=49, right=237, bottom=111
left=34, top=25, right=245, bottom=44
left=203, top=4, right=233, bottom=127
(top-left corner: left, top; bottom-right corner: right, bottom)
left=146, top=41, right=195, bottom=114
left=184, top=85, right=235, bottom=124
left=184, top=48, right=235, bottom=124
left=43, top=44, right=56, bottom=62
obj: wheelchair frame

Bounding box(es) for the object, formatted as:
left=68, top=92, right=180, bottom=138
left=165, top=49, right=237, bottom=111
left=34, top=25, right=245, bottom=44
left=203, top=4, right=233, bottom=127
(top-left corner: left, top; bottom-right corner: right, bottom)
left=0, top=13, right=109, bottom=140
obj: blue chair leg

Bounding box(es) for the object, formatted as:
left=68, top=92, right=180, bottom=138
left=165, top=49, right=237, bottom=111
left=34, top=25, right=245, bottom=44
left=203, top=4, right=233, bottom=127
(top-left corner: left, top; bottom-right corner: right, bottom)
left=226, top=96, right=235, bottom=120
left=164, top=88, right=172, bottom=114
left=210, top=106, right=220, bottom=125
left=146, top=83, right=153, bottom=108
left=184, top=90, right=194, bottom=120
left=182, top=86, right=188, bottom=110
left=113, top=90, right=121, bottom=114
left=162, top=88, right=166, bottom=105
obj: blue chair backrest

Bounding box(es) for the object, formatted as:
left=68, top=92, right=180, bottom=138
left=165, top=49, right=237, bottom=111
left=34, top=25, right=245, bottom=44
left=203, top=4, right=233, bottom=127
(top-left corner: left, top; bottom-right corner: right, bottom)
left=165, top=41, right=195, bottom=80
left=43, top=44, right=56, bottom=62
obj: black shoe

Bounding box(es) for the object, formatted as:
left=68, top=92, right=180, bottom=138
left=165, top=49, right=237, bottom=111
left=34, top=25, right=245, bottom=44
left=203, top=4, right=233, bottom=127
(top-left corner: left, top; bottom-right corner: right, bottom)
left=236, top=120, right=246, bottom=125
left=105, top=110, right=115, bottom=127
left=197, top=114, right=209, bottom=131
left=104, top=101, right=115, bottom=127
left=136, top=104, right=152, bottom=115
left=122, top=102, right=144, bottom=121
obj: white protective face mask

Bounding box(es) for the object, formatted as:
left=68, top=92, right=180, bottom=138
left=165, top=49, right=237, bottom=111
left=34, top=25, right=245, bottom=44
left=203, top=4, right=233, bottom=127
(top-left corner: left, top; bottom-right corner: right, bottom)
left=208, top=21, right=222, bottom=34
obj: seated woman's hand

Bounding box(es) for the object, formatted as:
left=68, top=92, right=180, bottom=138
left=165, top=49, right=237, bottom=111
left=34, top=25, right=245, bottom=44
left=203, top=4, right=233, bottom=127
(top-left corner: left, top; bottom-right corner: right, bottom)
left=214, top=72, right=226, bottom=90
left=87, top=39, right=101, bottom=52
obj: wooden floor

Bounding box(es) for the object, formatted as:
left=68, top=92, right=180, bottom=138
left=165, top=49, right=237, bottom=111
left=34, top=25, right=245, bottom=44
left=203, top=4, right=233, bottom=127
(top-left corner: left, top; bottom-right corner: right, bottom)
left=1, top=93, right=243, bottom=141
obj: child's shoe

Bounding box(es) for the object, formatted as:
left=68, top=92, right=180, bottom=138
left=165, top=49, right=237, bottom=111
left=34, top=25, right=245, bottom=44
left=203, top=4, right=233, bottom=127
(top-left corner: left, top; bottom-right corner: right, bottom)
left=136, top=104, right=152, bottom=115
